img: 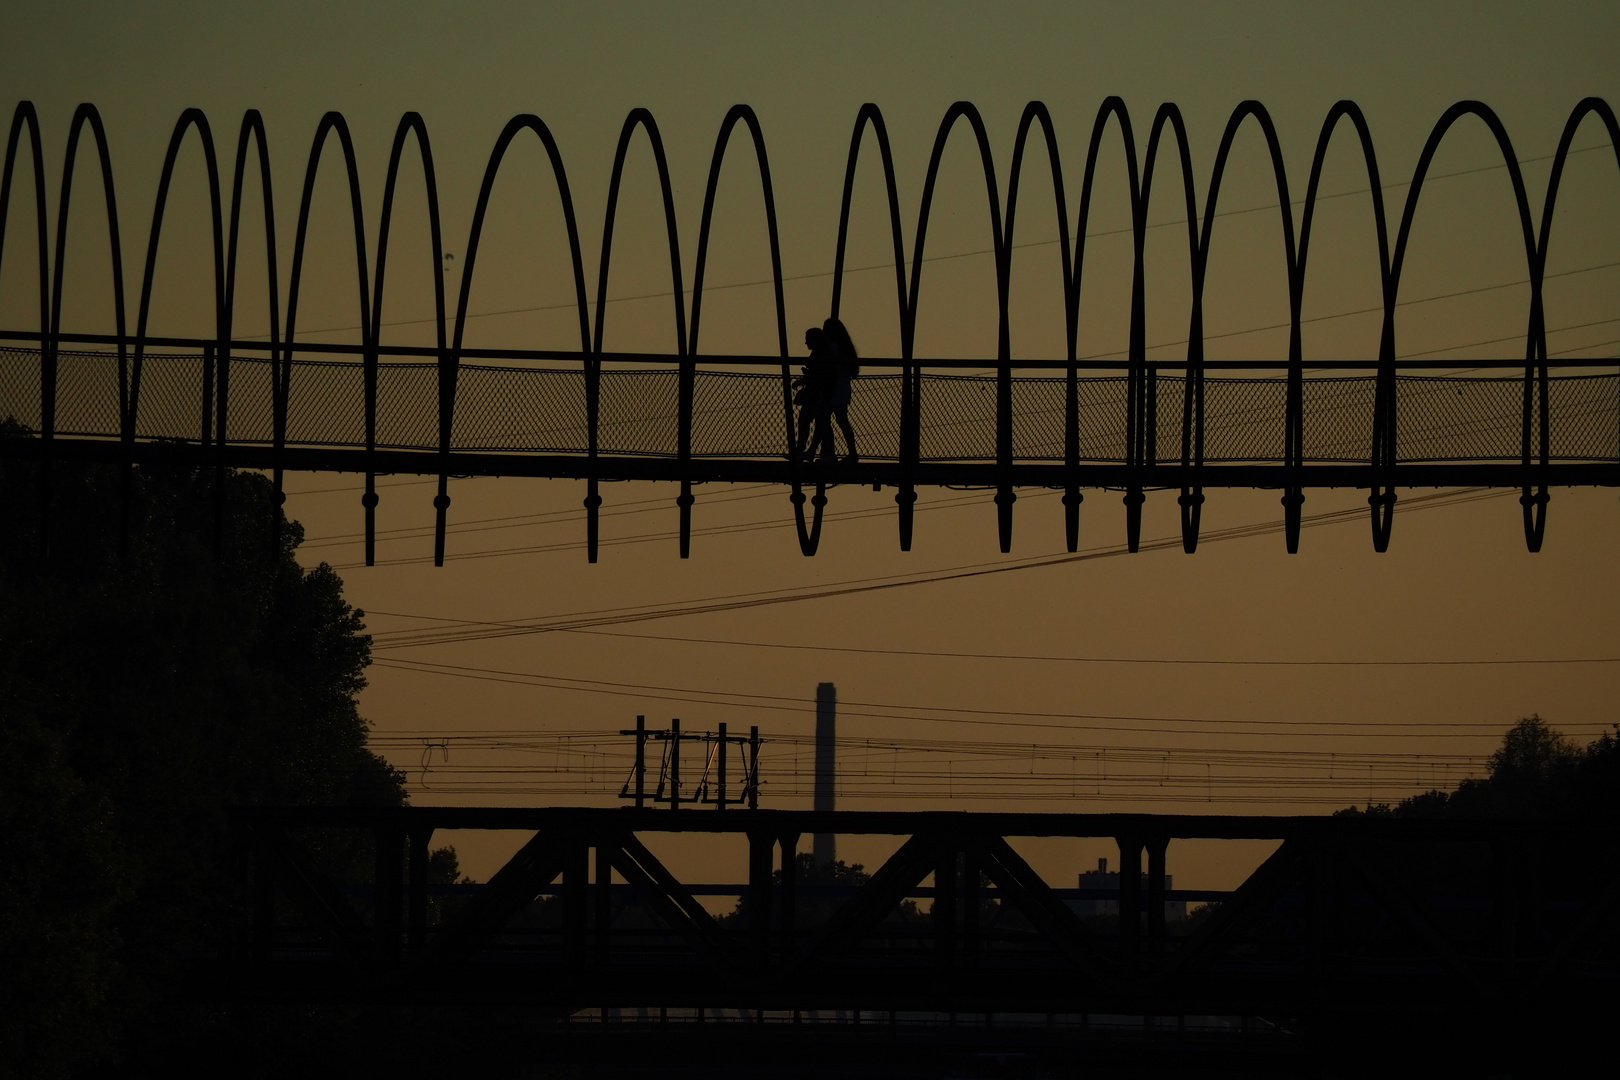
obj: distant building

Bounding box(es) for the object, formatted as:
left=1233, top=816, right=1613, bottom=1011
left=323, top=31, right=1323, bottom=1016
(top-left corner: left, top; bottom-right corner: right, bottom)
left=1075, top=857, right=1186, bottom=921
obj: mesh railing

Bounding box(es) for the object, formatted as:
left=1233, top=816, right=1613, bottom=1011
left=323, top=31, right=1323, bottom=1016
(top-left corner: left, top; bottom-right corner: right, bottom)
left=2, top=348, right=1616, bottom=464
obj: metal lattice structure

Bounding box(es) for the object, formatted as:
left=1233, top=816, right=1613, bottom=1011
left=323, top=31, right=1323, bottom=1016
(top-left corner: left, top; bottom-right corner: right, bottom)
left=229, top=806, right=1620, bottom=1047
left=2, top=98, right=1618, bottom=561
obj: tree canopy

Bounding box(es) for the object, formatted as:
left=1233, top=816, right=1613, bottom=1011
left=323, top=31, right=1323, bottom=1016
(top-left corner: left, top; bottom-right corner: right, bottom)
left=0, top=444, right=409, bottom=1077
left=1348, top=715, right=1620, bottom=820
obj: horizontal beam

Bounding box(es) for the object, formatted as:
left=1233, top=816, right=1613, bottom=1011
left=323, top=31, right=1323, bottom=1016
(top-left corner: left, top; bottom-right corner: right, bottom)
left=226, top=804, right=1600, bottom=842
left=10, top=436, right=1619, bottom=489
left=5, top=329, right=1615, bottom=370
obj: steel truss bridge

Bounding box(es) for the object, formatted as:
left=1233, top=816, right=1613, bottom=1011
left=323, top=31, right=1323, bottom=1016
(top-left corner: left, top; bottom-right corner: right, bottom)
left=229, top=807, right=1618, bottom=1070
left=1, top=98, right=1618, bottom=560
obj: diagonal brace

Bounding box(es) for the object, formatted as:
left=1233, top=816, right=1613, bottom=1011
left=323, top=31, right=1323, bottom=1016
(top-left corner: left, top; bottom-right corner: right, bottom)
left=248, top=822, right=374, bottom=969
left=610, top=831, right=745, bottom=983
left=782, top=833, right=938, bottom=976
left=406, top=830, right=569, bottom=974
left=971, top=834, right=1108, bottom=986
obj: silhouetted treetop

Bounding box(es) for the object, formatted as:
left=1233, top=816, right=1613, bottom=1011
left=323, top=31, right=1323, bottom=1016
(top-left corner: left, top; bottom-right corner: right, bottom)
left=0, top=447, right=405, bottom=1076
left=1343, top=715, right=1619, bottom=820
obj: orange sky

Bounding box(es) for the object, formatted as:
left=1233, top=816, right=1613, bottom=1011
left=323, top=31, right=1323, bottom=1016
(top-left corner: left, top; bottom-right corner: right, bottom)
left=3, top=2, right=1618, bottom=886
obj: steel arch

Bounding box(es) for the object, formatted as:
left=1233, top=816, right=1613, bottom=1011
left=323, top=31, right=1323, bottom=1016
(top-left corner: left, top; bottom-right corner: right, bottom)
left=4, top=97, right=1619, bottom=564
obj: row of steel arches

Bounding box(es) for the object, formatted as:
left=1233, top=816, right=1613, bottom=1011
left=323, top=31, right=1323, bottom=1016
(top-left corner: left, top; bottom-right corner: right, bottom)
left=2, top=98, right=1615, bottom=559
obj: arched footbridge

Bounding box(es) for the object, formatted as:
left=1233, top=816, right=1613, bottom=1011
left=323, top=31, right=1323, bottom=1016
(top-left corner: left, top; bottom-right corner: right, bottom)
left=2, top=95, right=1618, bottom=560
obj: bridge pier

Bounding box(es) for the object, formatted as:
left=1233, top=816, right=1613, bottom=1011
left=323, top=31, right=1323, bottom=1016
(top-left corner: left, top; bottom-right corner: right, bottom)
left=778, top=832, right=799, bottom=963
left=1116, top=833, right=1142, bottom=966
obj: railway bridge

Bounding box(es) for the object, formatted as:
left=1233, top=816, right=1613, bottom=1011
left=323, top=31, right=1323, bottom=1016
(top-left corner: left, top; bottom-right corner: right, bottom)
left=226, top=806, right=1618, bottom=1072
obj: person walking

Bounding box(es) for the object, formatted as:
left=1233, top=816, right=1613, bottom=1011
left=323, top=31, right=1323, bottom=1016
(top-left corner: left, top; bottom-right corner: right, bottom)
left=795, top=325, right=835, bottom=459
left=822, top=317, right=858, bottom=464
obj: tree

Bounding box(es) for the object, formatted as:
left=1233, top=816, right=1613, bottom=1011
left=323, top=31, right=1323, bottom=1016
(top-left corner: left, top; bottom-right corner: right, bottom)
left=1345, top=714, right=1619, bottom=820
left=0, top=440, right=422, bottom=1074
left=0, top=708, right=134, bottom=1080
left=720, top=854, right=925, bottom=934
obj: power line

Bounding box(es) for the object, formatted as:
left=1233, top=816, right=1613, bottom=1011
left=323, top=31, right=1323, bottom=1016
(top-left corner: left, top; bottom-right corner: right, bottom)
left=364, top=487, right=1506, bottom=649
left=259, top=142, right=1613, bottom=340
left=367, top=654, right=1605, bottom=740
left=544, top=626, right=1620, bottom=669
left=1106, top=259, right=1620, bottom=364
left=370, top=729, right=1488, bottom=765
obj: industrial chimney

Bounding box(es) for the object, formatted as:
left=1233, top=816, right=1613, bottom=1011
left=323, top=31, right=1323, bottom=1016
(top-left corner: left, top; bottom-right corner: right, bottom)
left=813, top=682, right=836, bottom=866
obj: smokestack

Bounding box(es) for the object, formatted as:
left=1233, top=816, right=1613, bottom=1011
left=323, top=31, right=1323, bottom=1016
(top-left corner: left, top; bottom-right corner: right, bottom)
left=813, top=682, right=836, bottom=866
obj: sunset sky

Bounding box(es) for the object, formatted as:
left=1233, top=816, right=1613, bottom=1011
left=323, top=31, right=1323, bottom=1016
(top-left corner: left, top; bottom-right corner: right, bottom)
left=3, top=1, right=1618, bottom=884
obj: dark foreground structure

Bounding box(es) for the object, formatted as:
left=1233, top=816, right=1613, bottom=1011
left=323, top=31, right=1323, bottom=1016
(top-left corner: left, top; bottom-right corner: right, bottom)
left=226, top=807, right=1618, bottom=1075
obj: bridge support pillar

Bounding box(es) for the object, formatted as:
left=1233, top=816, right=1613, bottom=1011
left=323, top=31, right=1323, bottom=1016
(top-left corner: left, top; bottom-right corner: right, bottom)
left=595, top=840, right=613, bottom=964
left=747, top=830, right=773, bottom=966
left=1146, top=835, right=1168, bottom=958
left=1306, top=837, right=1335, bottom=978
left=962, top=844, right=981, bottom=967
left=373, top=824, right=405, bottom=965
left=779, top=832, right=800, bottom=962
left=563, top=838, right=588, bottom=968
left=935, top=843, right=957, bottom=968
left=1117, top=834, right=1143, bottom=969
left=408, top=827, right=430, bottom=953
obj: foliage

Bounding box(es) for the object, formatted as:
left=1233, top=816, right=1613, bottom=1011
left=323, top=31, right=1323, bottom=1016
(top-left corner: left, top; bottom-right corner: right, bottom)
left=720, top=853, right=927, bottom=933
left=1344, top=715, right=1620, bottom=820
left=0, top=441, right=414, bottom=1074
left=0, top=708, right=135, bottom=1080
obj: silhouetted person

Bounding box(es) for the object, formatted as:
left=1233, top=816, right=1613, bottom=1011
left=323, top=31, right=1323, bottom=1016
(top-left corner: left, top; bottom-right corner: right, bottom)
left=823, top=316, right=859, bottom=463
left=795, top=325, right=836, bottom=459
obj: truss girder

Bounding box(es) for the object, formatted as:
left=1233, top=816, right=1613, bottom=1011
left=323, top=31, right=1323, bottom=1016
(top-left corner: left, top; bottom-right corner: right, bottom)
left=226, top=807, right=1620, bottom=1020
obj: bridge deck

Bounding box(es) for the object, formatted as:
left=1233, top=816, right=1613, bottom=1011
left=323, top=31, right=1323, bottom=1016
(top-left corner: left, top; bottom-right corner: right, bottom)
left=6, top=341, right=1617, bottom=553
left=5, top=346, right=1617, bottom=466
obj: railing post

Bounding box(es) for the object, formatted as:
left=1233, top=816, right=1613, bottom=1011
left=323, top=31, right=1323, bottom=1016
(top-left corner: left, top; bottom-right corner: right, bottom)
left=668, top=718, right=681, bottom=810
left=717, top=721, right=728, bottom=810
left=678, top=354, right=694, bottom=558
left=1064, top=352, right=1082, bottom=552
left=748, top=725, right=761, bottom=809
left=585, top=352, right=601, bottom=562
left=995, top=361, right=1015, bottom=553
left=364, top=323, right=378, bottom=565
left=200, top=343, right=214, bottom=446
left=897, top=365, right=919, bottom=550
left=634, top=715, right=647, bottom=809
left=39, top=330, right=58, bottom=556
